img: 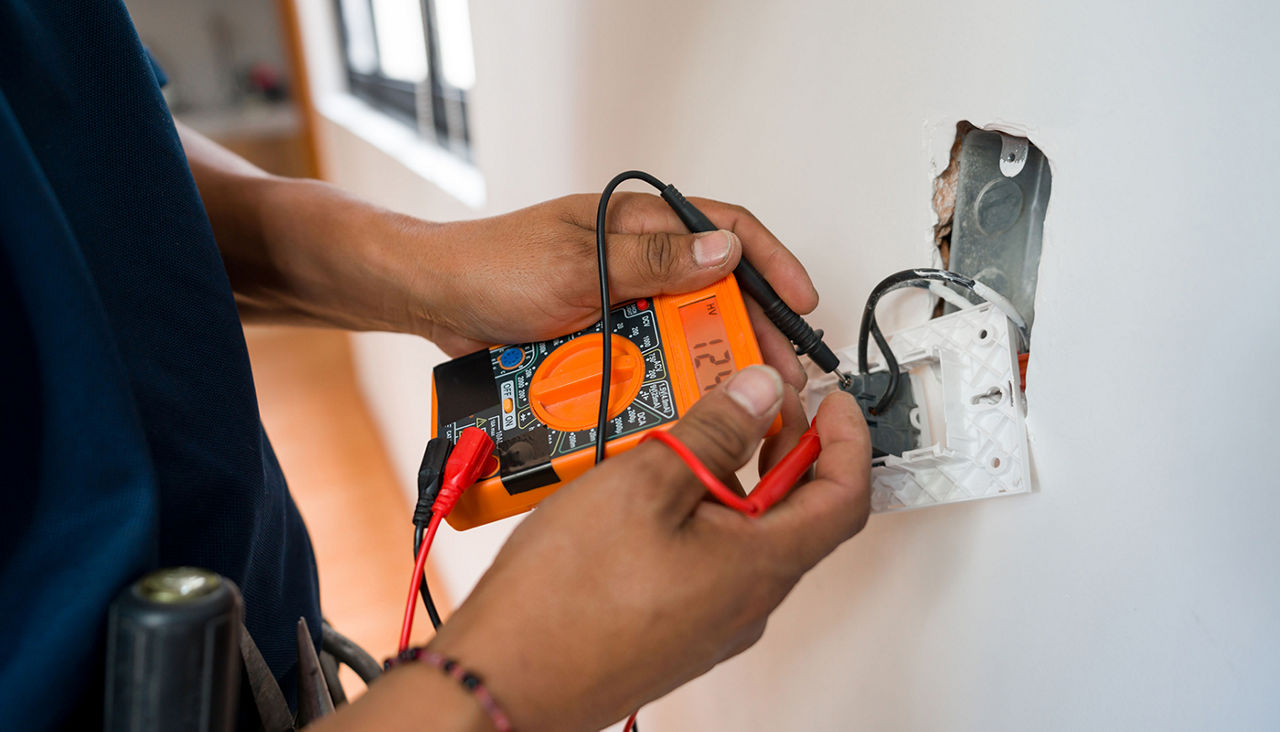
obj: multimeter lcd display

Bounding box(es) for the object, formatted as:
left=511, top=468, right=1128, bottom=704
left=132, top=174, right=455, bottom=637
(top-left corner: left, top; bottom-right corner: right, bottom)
left=678, top=295, right=738, bottom=394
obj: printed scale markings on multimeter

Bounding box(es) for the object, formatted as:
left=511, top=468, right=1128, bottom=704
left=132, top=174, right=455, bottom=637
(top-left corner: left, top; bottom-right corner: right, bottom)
left=431, top=277, right=764, bottom=530
left=464, top=300, right=675, bottom=455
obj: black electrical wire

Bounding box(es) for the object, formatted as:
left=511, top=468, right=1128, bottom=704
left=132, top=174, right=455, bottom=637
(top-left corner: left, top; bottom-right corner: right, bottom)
left=866, top=318, right=899, bottom=416
left=414, top=524, right=444, bottom=630
left=858, top=271, right=976, bottom=413
left=857, top=268, right=1028, bottom=414
left=594, top=170, right=667, bottom=465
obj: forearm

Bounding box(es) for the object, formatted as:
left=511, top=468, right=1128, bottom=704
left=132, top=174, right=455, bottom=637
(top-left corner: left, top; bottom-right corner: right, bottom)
left=177, top=122, right=441, bottom=333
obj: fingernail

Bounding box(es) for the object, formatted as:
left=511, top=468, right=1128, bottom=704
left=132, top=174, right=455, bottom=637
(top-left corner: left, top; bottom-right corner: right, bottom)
left=693, top=230, right=736, bottom=268
left=726, top=365, right=783, bottom=418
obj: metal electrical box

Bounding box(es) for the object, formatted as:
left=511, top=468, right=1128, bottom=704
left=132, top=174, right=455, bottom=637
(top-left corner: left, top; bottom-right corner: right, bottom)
left=946, top=129, right=1051, bottom=337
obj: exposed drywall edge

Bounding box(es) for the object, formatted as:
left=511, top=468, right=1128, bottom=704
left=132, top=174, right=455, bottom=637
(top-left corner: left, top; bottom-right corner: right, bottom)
left=928, top=121, right=976, bottom=276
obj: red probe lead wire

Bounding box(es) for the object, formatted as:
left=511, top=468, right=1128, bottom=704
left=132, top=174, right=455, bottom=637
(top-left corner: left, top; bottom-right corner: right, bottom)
left=399, top=512, right=443, bottom=653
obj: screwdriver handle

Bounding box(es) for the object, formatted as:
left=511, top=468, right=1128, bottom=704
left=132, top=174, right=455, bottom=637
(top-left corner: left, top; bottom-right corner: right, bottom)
left=105, top=568, right=241, bottom=732
left=659, top=185, right=841, bottom=373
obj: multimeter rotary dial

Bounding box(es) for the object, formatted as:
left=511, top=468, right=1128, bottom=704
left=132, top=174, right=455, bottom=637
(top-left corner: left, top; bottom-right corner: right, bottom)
left=527, top=333, right=645, bottom=433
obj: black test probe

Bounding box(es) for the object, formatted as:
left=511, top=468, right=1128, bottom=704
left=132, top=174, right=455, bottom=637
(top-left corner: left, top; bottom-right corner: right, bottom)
left=594, top=172, right=852, bottom=465
left=657, top=183, right=852, bottom=387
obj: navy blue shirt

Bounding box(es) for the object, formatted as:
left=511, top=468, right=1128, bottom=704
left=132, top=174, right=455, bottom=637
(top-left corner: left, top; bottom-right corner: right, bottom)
left=0, top=2, right=321, bottom=728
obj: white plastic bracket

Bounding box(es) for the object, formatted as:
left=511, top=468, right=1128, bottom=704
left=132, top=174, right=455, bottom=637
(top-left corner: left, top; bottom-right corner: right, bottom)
left=806, top=303, right=1031, bottom=512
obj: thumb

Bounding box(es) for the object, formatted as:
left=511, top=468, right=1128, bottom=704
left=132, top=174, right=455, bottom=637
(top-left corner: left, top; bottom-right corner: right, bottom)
left=605, top=229, right=742, bottom=301
left=633, top=365, right=784, bottom=521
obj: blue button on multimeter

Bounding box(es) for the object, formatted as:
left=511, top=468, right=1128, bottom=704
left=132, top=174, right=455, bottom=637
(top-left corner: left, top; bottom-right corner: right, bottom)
left=498, top=347, right=524, bottom=370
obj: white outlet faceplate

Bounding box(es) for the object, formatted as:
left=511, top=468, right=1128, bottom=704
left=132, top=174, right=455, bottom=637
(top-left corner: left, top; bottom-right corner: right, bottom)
left=806, top=303, right=1031, bottom=512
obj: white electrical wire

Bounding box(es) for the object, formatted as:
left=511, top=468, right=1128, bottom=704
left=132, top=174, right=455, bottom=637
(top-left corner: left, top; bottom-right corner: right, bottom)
left=884, top=274, right=1031, bottom=349
left=927, top=282, right=975, bottom=311
left=968, top=279, right=1030, bottom=347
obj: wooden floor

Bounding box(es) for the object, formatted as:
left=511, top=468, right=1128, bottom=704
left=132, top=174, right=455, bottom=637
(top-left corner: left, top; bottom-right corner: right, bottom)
left=244, top=325, right=446, bottom=697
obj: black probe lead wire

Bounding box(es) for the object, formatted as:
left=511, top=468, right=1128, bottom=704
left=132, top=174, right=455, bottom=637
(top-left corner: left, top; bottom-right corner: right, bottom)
left=414, top=524, right=444, bottom=629
left=595, top=171, right=665, bottom=732
left=594, top=170, right=667, bottom=465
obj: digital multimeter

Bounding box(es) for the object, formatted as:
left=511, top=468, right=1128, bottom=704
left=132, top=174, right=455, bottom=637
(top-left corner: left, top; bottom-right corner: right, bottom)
left=431, top=274, right=770, bottom=530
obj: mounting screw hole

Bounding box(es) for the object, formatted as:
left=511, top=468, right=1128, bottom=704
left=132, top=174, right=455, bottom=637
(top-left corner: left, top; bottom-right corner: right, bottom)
left=991, top=457, right=1001, bottom=468
left=978, top=329, right=989, bottom=340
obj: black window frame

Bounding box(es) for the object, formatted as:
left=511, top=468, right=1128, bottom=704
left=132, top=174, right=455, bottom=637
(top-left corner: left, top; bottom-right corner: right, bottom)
left=334, top=0, right=472, bottom=159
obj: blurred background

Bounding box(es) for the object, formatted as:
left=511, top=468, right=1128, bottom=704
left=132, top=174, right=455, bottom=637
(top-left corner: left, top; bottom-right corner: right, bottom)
left=123, top=0, right=1278, bottom=728
left=127, top=0, right=313, bottom=176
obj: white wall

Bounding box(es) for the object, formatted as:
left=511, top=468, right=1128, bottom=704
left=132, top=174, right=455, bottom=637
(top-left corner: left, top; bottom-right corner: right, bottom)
left=295, top=1, right=1280, bottom=728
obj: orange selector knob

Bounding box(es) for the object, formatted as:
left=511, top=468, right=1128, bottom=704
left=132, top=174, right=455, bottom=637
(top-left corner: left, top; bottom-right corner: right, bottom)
left=528, top=334, right=645, bottom=433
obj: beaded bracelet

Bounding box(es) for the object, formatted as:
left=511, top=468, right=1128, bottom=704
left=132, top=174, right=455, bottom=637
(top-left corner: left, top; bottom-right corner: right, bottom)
left=385, top=647, right=514, bottom=731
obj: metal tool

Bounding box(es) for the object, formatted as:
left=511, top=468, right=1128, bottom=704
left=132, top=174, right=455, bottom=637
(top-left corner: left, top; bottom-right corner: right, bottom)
left=296, top=617, right=334, bottom=727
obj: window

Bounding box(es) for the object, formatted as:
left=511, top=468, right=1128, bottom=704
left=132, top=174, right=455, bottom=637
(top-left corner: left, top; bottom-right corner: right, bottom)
left=335, top=0, right=474, bottom=158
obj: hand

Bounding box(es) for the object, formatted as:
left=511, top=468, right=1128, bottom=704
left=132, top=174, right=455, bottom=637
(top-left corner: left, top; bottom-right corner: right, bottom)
left=412, top=193, right=820, bottom=389
left=420, top=366, right=871, bottom=731
left=180, top=126, right=816, bottom=386
left=184, top=127, right=817, bottom=390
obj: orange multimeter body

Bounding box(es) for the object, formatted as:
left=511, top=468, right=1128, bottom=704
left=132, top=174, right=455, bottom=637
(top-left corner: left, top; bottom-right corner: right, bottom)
left=431, top=274, right=777, bottom=530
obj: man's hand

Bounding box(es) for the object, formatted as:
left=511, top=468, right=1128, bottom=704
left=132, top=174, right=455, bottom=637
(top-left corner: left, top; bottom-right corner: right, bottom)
left=318, top=367, right=870, bottom=732
left=413, top=193, right=819, bottom=388
left=178, top=127, right=818, bottom=389
left=419, top=367, right=870, bottom=730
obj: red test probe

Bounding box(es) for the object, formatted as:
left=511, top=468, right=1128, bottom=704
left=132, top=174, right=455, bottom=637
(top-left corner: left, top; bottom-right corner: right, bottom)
left=642, top=421, right=822, bottom=516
